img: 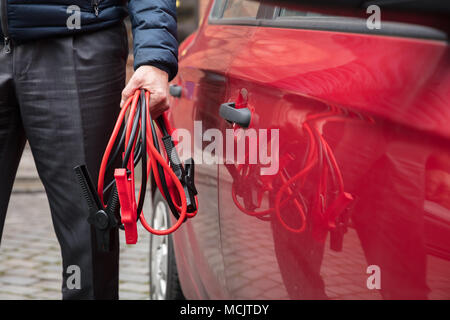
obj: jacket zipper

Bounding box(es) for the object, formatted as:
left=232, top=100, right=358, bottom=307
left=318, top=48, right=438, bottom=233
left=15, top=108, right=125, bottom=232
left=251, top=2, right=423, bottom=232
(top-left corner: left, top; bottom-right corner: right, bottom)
left=0, top=0, right=11, bottom=53
left=92, top=0, right=101, bottom=17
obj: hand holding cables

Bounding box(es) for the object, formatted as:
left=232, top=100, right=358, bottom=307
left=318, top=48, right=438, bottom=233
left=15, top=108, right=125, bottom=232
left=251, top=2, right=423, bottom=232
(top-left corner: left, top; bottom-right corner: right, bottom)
left=75, top=89, right=198, bottom=251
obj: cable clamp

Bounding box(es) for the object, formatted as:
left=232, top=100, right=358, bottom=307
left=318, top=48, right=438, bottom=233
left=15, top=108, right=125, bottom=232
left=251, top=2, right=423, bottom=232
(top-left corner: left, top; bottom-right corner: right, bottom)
left=114, top=168, right=138, bottom=244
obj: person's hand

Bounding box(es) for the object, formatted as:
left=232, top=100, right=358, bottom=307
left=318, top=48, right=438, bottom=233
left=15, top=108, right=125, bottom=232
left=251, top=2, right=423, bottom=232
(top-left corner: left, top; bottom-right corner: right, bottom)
left=121, top=65, right=169, bottom=118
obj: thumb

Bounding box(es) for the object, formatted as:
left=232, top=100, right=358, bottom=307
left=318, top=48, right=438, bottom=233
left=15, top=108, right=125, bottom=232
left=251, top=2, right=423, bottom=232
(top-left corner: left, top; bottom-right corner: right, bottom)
left=121, top=76, right=140, bottom=108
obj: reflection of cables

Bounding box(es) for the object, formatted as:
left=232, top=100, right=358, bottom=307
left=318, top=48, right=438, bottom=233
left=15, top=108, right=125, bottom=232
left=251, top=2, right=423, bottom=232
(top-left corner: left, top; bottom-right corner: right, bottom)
left=230, top=105, right=356, bottom=235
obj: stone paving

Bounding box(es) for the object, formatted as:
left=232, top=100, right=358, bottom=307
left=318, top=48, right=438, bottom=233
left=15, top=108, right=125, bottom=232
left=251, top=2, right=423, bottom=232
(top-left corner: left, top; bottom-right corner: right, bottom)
left=0, top=146, right=151, bottom=300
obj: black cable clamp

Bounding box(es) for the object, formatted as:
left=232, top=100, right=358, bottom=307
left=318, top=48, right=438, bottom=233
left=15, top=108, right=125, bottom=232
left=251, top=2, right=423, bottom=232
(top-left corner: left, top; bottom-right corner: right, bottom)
left=161, top=134, right=197, bottom=213
left=74, top=165, right=118, bottom=252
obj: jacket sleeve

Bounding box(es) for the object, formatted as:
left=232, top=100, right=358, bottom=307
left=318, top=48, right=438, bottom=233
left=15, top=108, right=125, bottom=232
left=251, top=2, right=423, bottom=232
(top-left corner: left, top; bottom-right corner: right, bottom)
left=128, top=0, right=178, bottom=81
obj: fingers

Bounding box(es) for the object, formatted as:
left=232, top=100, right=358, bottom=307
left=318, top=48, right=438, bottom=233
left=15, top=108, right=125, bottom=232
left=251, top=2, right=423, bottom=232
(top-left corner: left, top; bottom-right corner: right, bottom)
left=121, top=65, right=170, bottom=117
left=147, top=90, right=169, bottom=119
left=121, top=76, right=139, bottom=108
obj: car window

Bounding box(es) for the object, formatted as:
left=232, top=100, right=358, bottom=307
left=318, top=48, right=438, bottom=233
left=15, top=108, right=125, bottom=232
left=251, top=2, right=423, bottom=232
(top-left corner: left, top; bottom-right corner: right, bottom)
left=278, top=8, right=327, bottom=18
left=211, top=0, right=261, bottom=19
left=223, top=0, right=260, bottom=18
left=210, top=0, right=227, bottom=18
left=209, top=0, right=447, bottom=40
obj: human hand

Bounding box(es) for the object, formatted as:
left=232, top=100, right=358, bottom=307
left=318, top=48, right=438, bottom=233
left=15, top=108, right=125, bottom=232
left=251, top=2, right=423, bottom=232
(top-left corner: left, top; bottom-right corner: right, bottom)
left=121, top=65, right=169, bottom=118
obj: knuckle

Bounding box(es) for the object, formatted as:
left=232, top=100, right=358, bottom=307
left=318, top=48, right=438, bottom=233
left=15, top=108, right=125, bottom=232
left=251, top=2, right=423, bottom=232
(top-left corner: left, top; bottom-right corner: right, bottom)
left=152, top=92, right=165, bottom=102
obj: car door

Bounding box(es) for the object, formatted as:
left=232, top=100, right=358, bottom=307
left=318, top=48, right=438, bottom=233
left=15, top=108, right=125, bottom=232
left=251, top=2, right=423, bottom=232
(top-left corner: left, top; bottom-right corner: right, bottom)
left=213, top=0, right=450, bottom=299
left=166, top=0, right=261, bottom=299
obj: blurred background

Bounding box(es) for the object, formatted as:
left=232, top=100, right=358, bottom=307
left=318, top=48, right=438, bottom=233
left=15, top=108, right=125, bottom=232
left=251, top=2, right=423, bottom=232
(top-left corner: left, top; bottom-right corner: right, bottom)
left=126, top=0, right=208, bottom=80
left=0, top=0, right=207, bottom=300
left=177, top=0, right=209, bottom=42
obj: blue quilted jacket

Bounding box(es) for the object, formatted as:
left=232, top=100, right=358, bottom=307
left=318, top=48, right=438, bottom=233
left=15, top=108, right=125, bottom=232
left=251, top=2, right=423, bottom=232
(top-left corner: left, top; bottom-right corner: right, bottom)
left=0, top=0, right=178, bottom=80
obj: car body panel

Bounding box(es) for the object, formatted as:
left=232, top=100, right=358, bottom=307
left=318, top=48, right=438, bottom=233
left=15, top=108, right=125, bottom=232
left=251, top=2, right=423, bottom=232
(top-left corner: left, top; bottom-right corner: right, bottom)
left=167, top=0, right=450, bottom=300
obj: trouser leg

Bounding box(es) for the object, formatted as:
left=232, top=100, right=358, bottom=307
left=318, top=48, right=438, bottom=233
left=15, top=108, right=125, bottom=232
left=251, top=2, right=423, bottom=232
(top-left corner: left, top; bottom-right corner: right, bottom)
left=14, top=23, right=128, bottom=299
left=0, top=48, right=26, bottom=241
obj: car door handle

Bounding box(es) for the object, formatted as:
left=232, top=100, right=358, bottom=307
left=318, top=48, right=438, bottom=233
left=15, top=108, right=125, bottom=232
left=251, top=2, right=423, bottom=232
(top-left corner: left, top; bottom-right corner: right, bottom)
left=219, top=102, right=251, bottom=128
left=169, top=84, right=182, bottom=98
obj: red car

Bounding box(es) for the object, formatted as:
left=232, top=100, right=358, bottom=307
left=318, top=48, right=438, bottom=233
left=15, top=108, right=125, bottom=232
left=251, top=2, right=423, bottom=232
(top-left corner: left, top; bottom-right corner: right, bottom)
left=149, top=0, right=450, bottom=300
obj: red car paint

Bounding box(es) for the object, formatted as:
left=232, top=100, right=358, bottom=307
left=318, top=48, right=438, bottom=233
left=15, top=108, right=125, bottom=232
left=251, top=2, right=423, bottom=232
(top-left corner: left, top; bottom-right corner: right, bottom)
left=166, top=1, right=450, bottom=299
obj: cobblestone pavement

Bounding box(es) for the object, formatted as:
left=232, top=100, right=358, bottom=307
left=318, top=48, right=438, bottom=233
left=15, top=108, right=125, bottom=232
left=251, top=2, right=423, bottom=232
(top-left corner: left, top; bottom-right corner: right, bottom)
left=0, top=146, right=151, bottom=300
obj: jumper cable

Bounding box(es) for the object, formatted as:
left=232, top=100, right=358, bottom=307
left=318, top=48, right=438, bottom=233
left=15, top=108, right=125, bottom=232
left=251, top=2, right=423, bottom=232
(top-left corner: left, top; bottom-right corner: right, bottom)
left=75, top=89, right=198, bottom=251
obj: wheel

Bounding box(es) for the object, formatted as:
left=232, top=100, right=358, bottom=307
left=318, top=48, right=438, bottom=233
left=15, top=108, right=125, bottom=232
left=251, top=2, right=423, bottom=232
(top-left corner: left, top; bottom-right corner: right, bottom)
left=149, top=190, right=185, bottom=300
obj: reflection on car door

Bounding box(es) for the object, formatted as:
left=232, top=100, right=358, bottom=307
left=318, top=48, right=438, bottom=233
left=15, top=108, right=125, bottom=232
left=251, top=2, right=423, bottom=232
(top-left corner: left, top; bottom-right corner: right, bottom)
left=168, top=6, right=255, bottom=298
left=216, top=3, right=450, bottom=299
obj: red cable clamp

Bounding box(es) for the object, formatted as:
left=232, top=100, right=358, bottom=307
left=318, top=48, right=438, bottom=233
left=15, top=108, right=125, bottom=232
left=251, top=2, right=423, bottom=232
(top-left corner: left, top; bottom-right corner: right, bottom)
left=114, top=168, right=138, bottom=244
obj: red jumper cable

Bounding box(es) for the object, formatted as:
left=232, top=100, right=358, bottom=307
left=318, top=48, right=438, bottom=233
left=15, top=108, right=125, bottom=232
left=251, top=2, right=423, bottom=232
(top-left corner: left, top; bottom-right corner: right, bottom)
left=74, top=89, right=198, bottom=251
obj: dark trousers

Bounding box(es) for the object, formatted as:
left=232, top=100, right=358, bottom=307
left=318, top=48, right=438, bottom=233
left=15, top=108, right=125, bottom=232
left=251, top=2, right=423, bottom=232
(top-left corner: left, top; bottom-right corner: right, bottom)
left=0, top=23, right=128, bottom=299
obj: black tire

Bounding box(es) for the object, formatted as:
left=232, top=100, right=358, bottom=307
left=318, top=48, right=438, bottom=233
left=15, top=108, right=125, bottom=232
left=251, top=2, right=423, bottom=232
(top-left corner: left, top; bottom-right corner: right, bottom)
left=149, top=190, right=185, bottom=300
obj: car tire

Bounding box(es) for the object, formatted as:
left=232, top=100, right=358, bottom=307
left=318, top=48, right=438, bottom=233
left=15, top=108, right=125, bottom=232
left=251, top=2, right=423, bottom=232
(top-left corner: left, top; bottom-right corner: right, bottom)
left=149, top=190, right=185, bottom=300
